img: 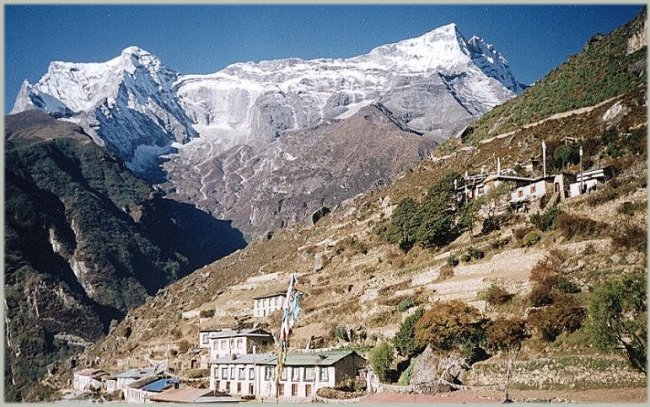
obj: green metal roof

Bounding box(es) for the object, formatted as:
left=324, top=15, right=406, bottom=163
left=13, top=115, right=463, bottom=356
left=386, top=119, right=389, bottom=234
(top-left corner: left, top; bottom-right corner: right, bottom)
left=258, top=350, right=359, bottom=366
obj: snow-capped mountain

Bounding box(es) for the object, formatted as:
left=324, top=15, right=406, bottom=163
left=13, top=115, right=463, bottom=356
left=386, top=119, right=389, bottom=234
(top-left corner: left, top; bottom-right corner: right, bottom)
left=11, top=23, right=525, bottom=238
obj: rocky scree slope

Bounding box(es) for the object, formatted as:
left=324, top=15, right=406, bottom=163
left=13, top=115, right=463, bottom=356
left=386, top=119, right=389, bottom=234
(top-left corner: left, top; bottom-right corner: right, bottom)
left=12, top=23, right=524, bottom=239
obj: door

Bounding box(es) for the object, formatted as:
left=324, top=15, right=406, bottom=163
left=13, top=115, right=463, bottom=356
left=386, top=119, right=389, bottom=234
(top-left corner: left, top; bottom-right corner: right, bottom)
left=305, top=384, right=312, bottom=397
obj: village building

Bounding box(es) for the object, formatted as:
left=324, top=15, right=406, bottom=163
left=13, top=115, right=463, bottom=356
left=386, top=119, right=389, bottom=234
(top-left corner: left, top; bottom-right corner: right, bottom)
left=124, top=376, right=180, bottom=403
left=510, top=173, right=576, bottom=211
left=253, top=291, right=292, bottom=317
left=72, top=369, right=108, bottom=393
left=569, top=167, right=613, bottom=197
left=257, top=350, right=366, bottom=401
left=208, top=328, right=274, bottom=360
left=109, top=366, right=161, bottom=393
left=210, top=353, right=272, bottom=396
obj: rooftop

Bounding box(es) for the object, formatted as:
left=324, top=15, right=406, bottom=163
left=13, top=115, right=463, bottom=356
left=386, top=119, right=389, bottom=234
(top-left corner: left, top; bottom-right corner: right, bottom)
left=141, top=377, right=180, bottom=393
left=212, top=353, right=273, bottom=365
left=203, top=328, right=273, bottom=339
left=259, top=350, right=361, bottom=366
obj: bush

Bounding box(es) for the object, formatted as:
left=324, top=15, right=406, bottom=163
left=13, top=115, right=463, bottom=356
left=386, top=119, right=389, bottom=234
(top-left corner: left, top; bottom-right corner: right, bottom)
left=438, top=265, right=454, bottom=281
left=530, top=206, right=563, bottom=232
left=415, top=300, right=485, bottom=352
left=334, top=326, right=350, bottom=342
left=555, top=213, right=605, bottom=239
left=397, top=297, right=417, bottom=313
left=460, top=252, right=472, bottom=262
left=485, top=317, right=529, bottom=353
left=557, top=277, right=581, bottom=294
left=528, top=294, right=586, bottom=342
left=522, top=231, right=542, bottom=246
left=528, top=283, right=554, bottom=307
left=177, top=339, right=191, bottom=354
left=398, top=361, right=414, bottom=385
left=480, top=284, right=514, bottom=305
left=467, top=246, right=485, bottom=260
left=611, top=224, right=646, bottom=252
left=447, top=253, right=459, bottom=267
left=199, top=309, right=215, bottom=318
left=513, top=227, right=529, bottom=240
left=481, top=216, right=500, bottom=235
left=529, top=261, right=560, bottom=286
left=393, top=308, right=425, bottom=358
left=369, top=342, right=394, bottom=382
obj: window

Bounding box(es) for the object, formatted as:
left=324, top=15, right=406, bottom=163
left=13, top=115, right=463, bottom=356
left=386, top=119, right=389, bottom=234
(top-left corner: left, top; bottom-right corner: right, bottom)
left=531, top=185, right=536, bottom=193
left=221, top=340, right=226, bottom=349
left=277, top=384, right=285, bottom=396
left=291, top=384, right=298, bottom=396
left=555, top=183, right=560, bottom=193
left=237, top=339, right=243, bottom=349
left=249, top=368, right=255, bottom=380
left=225, top=382, right=230, bottom=392
left=518, top=189, right=523, bottom=197
left=280, top=367, right=287, bottom=381
left=239, top=368, right=246, bottom=380
left=478, top=186, right=484, bottom=194
left=221, top=368, right=228, bottom=380
left=237, top=383, right=242, bottom=393
left=291, top=367, right=301, bottom=381
left=306, top=384, right=312, bottom=396
left=202, top=334, right=209, bottom=345
left=265, top=366, right=273, bottom=380
left=319, top=368, right=329, bottom=382
left=229, top=339, right=235, bottom=349
left=230, top=367, right=235, bottom=379
left=304, top=367, right=315, bottom=381
left=249, top=384, right=254, bottom=395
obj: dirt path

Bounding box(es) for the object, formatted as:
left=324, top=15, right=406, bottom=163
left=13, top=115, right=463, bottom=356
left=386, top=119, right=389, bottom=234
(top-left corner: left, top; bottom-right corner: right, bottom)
left=363, top=386, right=647, bottom=403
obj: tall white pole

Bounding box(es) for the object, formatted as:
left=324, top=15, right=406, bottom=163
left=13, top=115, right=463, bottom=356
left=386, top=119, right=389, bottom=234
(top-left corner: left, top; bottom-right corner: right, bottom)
left=542, top=140, right=547, bottom=178
left=579, top=145, right=584, bottom=193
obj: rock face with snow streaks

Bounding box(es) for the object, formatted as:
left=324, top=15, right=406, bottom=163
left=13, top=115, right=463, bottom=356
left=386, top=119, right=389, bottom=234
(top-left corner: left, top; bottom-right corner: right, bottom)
left=11, top=23, right=525, bottom=238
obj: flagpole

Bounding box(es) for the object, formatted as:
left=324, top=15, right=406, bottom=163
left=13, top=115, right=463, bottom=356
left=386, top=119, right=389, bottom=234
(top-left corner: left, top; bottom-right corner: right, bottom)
left=542, top=140, right=547, bottom=178
left=579, top=145, right=584, bottom=193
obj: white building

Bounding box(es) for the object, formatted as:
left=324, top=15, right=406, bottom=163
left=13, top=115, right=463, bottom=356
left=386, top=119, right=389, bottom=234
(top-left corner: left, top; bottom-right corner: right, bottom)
left=569, top=168, right=612, bottom=197
left=124, top=376, right=179, bottom=403
left=103, top=366, right=161, bottom=396
left=210, top=353, right=272, bottom=396
left=72, top=369, right=107, bottom=393
left=208, top=329, right=274, bottom=361
left=253, top=292, right=288, bottom=317
left=510, top=173, right=575, bottom=209
left=257, top=350, right=366, bottom=401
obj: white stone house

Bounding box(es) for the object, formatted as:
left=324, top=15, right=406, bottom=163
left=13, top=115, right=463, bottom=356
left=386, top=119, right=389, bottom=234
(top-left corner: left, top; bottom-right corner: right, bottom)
left=569, top=167, right=612, bottom=197
left=253, top=291, right=288, bottom=317
left=103, top=366, right=160, bottom=396
left=208, top=329, right=274, bottom=361
left=210, top=353, right=272, bottom=396
left=257, top=350, right=366, bottom=401
left=73, top=369, right=108, bottom=392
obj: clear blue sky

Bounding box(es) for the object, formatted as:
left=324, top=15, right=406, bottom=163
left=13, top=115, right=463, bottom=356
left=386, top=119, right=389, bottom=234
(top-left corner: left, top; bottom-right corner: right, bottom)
left=4, top=4, right=644, bottom=113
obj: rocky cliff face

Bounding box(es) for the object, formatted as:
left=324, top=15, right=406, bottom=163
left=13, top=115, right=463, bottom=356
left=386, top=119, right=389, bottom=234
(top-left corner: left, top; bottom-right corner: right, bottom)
left=4, top=111, right=246, bottom=401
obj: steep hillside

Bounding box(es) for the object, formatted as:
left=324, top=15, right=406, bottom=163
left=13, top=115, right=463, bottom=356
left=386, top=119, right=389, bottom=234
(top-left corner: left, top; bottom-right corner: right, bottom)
left=4, top=111, right=246, bottom=401
left=466, top=8, right=647, bottom=143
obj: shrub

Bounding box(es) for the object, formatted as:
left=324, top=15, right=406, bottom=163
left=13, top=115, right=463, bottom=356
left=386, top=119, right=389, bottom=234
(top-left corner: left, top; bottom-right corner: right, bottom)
left=199, top=309, right=215, bottom=318
left=555, top=213, right=605, bottom=239
left=170, top=328, right=182, bottom=339
left=557, top=277, right=581, bottom=294
left=177, top=339, right=191, bottom=354
left=447, top=253, right=459, bottom=267
left=466, top=247, right=483, bottom=260
left=529, top=261, right=560, bottom=286
left=522, top=231, right=542, bottom=246
left=481, top=216, right=500, bottom=235
left=530, top=206, right=563, bottom=232
left=438, top=265, right=454, bottom=281
left=393, top=308, right=425, bottom=358
left=369, top=342, right=394, bottom=382
left=480, top=284, right=514, bottom=305
left=414, top=300, right=485, bottom=352
left=611, top=224, right=646, bottom=252
left=334, top=326, right=350, bottom=342
left=528, top=294, right=586, bottom=341
left=398, top=361, right=414, bottom=385
left=184, top=368, right=209, bottom=379
left=528, top=283, right=554, bottom=307
left=485, top=317, right=529, bottom=353
left=586, top=271, right=646, bottom=373
left=513, top=227, right=529, bottom=240
left=460, top=252, right=472, bottom=262
left=397, top=297, right=417, bottom=312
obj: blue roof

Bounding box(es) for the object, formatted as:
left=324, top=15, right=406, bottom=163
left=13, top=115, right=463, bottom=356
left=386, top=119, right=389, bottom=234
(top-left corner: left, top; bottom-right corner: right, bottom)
left=141, top=378, right=180, bottom=393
